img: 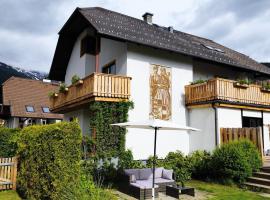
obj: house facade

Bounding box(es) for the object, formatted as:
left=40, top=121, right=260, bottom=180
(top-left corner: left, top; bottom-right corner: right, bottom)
left=1, top=77, right=63, bottom=128
left=49, top=7, right=270, bottom=160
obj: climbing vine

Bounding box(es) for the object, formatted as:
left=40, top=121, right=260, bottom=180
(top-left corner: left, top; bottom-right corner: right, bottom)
left=89, top=101, right=134, bottom=157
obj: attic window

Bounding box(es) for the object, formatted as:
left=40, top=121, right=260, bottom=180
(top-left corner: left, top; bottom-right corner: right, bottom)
left=42, top=107, right=50, bottom=113
left=26, top=105, right=35, bottom=112
left=80, top=36, right=96, bottom=57
left=202, top=44, right=225, bottom=53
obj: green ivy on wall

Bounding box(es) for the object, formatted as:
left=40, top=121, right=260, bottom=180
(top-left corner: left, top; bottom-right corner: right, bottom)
left=89, top=101, right=134, bottom=157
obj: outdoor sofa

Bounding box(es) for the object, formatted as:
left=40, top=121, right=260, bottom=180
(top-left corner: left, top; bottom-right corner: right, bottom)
left=119, top=167, right=176, bottom=199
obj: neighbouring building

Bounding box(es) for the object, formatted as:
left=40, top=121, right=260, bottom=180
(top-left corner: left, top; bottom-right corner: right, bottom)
left=48, top=7, right=270, bottom=160
left=1, top=77, right=63, bottom=128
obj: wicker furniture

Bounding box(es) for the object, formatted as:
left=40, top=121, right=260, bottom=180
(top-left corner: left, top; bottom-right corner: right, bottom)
left=166, top=185, right=195, bottom=198
left=119, top=167, right=176, bottom=200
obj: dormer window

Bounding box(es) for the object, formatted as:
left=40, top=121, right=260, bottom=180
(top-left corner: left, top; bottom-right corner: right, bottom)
left=42, top=107, right=50, bottom=113
left=26, top=105, right=35, bottom=112
left=102, top=61, right=116, bottom=74
left=80, top=36, right=96, bottom=57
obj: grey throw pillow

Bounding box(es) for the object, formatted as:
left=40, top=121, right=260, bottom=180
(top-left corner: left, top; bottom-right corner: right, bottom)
left=139, top=168, right=152, bottom=180
left=162, top=169, right=173, bottom=180
left=130, top=174, right=136, bottom=183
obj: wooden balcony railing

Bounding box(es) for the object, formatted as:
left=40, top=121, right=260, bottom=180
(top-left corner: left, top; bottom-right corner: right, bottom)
left=185, top=78, right=270, bottom=106
left=50, top=73, right=131, bottom=112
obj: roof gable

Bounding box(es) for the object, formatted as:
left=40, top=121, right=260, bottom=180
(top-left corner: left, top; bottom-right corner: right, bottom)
left=49, top=7, right=270, bottom=80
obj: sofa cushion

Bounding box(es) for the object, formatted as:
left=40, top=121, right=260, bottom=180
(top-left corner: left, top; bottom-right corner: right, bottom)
left=124, top=169, right=140, bottom=180
left=131, top=180, right=159, bottom=189
left=154, top=167, right=164, bottom=178
left=139, top=168, right=152, bottom=180
left=130, top=174, right=136, bottom=183
left=154, top=178, right=175, bottom=184
left=162, top=169, right=173, bottom=180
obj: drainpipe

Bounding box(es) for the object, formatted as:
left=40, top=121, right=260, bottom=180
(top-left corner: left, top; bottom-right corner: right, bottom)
left=95, top=37, right=100, bottom=72
left=212, top=103, right=218, bottom=146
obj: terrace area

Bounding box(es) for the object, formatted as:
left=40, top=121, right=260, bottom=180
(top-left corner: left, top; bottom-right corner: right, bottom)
left=185, top=78, right=270, bottom=108
left=50, top=73, right=131, bottom=113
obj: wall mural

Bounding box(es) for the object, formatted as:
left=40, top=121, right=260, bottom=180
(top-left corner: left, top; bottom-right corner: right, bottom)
left=149, top=64, right=172, bottom=120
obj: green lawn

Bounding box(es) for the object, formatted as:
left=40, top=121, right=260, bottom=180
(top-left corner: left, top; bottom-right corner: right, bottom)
left=0, top=190, right=21, bottom=200
left=187, top=180, right=270, bottom=200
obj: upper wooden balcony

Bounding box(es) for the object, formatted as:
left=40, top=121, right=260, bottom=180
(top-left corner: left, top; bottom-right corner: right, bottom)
left=185, top=78, right=270, bottom=107
left=50, top=73, right=131, bottom=113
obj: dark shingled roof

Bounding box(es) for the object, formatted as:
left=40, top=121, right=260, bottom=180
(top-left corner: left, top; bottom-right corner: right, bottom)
left=49, top=7, right=270, bottom=80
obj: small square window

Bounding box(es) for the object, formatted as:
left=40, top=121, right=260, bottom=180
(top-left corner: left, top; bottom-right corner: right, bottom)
left=102, top=61, right=116, bottom=74
left=25, top=106, right=35, bottom=112
left=42, top=107, right=50, bottom=113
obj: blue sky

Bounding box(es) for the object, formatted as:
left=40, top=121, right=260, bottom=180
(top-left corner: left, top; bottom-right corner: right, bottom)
left=0, top=0, right=269, bottom=72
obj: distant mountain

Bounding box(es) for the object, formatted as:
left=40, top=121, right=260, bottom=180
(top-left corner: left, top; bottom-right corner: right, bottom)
left=0, top=61, right=48, bottom=103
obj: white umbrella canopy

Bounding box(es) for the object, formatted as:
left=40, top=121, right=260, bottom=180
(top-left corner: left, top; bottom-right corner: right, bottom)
left=111, top=119, right=199, bottom=131
left=111, top=119, right=199, bottom=199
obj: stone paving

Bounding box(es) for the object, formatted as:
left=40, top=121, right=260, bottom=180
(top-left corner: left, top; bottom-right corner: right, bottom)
left=113, top=189, right=212, bottom=200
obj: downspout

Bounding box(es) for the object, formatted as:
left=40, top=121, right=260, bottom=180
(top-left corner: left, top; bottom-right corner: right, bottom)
left=212, top=103, right=218, bottom=146
left=95, top=36, right=100, bottom=72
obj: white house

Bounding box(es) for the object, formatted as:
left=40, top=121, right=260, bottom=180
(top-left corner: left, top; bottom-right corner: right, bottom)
left=48, top=7, right=270, bottom=160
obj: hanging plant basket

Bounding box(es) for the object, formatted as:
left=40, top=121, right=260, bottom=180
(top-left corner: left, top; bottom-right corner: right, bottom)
left=233, top=82, right=249, bottom=89
left=261, top=88, right=270, bottom=93
left=74, top=80, right=83, bottom=86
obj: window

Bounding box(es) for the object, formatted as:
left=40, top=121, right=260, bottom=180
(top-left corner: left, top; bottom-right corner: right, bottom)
left=80, top=36, right=96, bottom=57
left=42, top=107, right=50, bottom=113
left=102, top=61, right=116, bottom=74
left=25, top=105, right=35, bottom=112
left=242, top=117, right=262, bottom=128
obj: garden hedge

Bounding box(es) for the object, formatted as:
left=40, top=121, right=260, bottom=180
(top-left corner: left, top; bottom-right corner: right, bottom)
left=16, top=121, right=82, bottom=200
left=0, top=127, right=19, bottom=157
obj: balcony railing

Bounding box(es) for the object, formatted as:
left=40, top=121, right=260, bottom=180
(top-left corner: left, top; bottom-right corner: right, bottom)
left=50, top=73, right=131, bottom=112
left=185, top=78, right=270, bottom=106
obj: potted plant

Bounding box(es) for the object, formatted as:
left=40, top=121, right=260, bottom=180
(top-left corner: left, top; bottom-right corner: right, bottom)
left=261, top=81, right=270, bottom=92
left=71, top=75, right=83, bottom=86
left=48, top=91, right=58, bottom=98
left=190, top=79, right=207, bottom=85
left=234, top=78, right=250, bottom=88
left=59, top=83, right=68, bottom=93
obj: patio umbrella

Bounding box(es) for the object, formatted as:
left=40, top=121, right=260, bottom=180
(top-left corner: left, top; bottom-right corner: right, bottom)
left=111, top=119, right=199, bottom=199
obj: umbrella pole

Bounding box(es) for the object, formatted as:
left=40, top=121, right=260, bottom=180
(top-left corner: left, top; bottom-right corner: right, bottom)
left=152, top=127, right=157, bottom=200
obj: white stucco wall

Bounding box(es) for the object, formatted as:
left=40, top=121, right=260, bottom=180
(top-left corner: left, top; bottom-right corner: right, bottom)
left=189, top=107, right=216, bottom=152
left=65, top=29, right=96, bottom=85
left=125, top=44, right=193, bottom=160
left=100, top=38, right=127, bottom=75
left=64, top=108, right=90, bottom=136
left=216, top=107, right=242, bottom=145
left=263, top=112, right=270, bottom=153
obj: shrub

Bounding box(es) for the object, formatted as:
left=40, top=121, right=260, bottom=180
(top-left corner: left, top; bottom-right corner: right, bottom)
left=71, top=75, right=81, bottom=85
left=0, top=127, right=19, bottom=157
left=146, top=155, right=163, bottom=168
left=188, top=150, right=212, bottom=180
left=163, top=151, right=192, bottom=187
left=16, top=121, right=82, bottom=200
left=118, top=150, right=144, bottom=170
left=210, top=140, right=261, bottom=184
left=59, top=83, right=67, bottom=93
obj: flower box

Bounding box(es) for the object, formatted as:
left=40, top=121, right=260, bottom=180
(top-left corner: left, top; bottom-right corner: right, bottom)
left=233, top=82, right=249, bottom=89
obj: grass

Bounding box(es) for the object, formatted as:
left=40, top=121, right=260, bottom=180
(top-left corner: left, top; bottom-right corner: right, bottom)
left=187, top=180, right=270, bottom=200
left=0, top=190, right=21, bottom=200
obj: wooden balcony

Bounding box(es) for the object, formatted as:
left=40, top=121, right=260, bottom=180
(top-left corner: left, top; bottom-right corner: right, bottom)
left=185, top=78, right=270, bottom=107
left=50, top=73, right=131, bottom=112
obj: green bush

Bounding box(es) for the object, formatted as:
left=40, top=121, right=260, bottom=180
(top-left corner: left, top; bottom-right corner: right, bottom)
left=16, top=121, right=82, bottom=200
left=211, top=140, right=261, bottom=184
left=146, top=155, right=163, bottom=168
left=0, top=127, right=19, bottom=157
left=163, top=151, right=192, bottom=187
left=118, top=150, right=144, bottom=170
left=188, top=150, right=212, bottom=180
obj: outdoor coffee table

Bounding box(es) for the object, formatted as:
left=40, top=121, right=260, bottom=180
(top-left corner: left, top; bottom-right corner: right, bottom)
left=166, top=185, right=195, bottom=198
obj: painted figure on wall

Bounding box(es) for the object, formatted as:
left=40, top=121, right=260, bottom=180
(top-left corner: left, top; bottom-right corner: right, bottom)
left=150, top=64, right=171, bottom=120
